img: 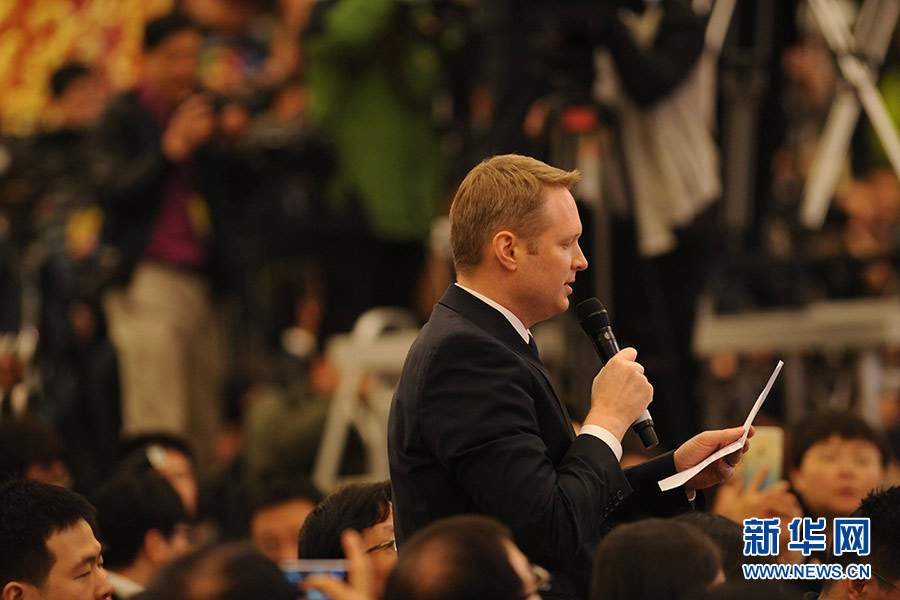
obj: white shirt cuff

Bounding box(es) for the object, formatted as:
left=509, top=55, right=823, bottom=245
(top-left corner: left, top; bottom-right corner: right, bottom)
left=579, top=425, right=623, bottom=461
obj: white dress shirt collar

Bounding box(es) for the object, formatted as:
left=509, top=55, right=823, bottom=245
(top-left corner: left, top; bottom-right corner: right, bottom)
left=455, top=283, right=531, bottom=344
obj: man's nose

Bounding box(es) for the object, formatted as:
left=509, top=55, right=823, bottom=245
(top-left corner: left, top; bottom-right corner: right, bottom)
left=573, top=244, right=588, bottom=271
left=96, top=568, right=114, bottom=599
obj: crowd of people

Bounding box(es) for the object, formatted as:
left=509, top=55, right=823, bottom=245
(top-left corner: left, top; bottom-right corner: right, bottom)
left=3, top=1, right=900, bottom=599
left=0, top=0, right=737, bottom=467
left=1, top=454, right=898, bottom=600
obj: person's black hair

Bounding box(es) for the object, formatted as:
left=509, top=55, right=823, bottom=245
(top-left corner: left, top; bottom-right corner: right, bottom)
left=118, top=432, right=195, bottom=470
left=696, top=580, right=795, bottom=600
left=859, top=486, right=900, bottom=583
left=0, top=480, right=98, bottom=589
left=219, top=0, right=275, bottom=11
left=92, top=471, right=186, bottom=569
left=250, top=475, right=323, bottom=517
left=143, top=12, right=199, bottom=52
left=675, top=512, right=773, bottom=581
left=383, top=515, right=523, bottom=600
left=0, top=416, right=66, bottom=481
left=590, top=518, right=723, bottom=600
left=50, top=63, right=91, bottom=98
left=822, top=486, right=900, bottom=592
left=787, top=411, right=891, bottom=470
left=141, top=542, right=296, bottom=600
left=297, top=481, right=390, bottom=559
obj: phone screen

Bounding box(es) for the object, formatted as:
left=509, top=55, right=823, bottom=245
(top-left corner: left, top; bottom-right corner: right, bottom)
left=741, top=425, right=784, bottom=490
left=280, top=559, right=349, bottom=600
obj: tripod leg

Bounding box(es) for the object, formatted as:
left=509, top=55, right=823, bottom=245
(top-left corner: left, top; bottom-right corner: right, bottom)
left=800, top=0, right=900, bottom=229
left=801, top=90, right=862, bottom=229
left=843, top=54, right=900, bottom=182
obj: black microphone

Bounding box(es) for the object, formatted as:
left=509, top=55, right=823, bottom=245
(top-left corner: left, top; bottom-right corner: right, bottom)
left=576, top=298, right=659, bottom=448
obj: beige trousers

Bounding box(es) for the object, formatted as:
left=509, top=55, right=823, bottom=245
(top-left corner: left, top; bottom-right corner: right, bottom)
left=103, top=262, right=225, bottom=470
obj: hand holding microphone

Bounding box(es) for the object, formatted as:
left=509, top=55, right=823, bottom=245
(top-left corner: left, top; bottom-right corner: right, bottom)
left=577, top=298, right=659, bottom=448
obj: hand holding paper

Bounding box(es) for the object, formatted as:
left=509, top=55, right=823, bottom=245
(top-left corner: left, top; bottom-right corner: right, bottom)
left=670, top=426, right=752, bottom=492
left=659, top=360, right=784, bottom=492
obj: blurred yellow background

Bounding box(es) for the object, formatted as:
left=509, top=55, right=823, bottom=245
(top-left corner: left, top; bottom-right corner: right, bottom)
left=0, top=0, right=174, bottom=135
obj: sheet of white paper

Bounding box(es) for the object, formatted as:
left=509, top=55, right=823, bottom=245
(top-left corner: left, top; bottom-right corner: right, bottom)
left=739, top=360, right=783, bottom=441
left=657, top=360, right=784, bottom=491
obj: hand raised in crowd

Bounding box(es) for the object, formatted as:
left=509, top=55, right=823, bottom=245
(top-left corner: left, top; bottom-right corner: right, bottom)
left=712, top=462, right=802, bottom=526
left=217, top=102, right=251, bottom=144
left=585, top=347, right=653, bottom=440
left=674, top=426, right=753, bottom=492
left=301, top=530, right=375, bottom=600
left=161, top=94, right=216, bottom=162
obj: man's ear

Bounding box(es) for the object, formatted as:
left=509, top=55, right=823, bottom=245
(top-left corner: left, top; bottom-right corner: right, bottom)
left=846, top=578, right=869, bottom=600
left=491, top=231, right=518, bottom=271
left=143, top=528, right=168, bottom=564
left=2, top=581, right=28, bottom=600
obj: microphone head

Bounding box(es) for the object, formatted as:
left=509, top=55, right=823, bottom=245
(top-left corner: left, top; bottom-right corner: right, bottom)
left=575, top=298, right=611, bottom=332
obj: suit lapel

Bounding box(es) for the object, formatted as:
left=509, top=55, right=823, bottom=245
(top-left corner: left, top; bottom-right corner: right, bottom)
left=438, top=285, right=575, bottom=437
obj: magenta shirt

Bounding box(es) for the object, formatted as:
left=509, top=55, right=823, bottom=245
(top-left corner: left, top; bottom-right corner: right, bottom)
left=139, top=85, right=209, bottom=269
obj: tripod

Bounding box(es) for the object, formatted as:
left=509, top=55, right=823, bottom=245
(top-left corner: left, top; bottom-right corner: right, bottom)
left=800, top=0, right=900, bottom=229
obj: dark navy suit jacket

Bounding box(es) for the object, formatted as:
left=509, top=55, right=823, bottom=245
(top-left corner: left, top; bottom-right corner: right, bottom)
left=388, top=285, right=691, bottom=599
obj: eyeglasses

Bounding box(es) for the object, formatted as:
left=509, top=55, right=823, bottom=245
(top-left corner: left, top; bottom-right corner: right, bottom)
left=365, top=538, right=397, bottom=553
left=873, top=570, right=900, bottom=595
left=521, top=564, right=552, bottom=598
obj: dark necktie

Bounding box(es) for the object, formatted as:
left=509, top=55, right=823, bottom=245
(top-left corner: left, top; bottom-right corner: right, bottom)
left=527, top=334, right=540, bottom=359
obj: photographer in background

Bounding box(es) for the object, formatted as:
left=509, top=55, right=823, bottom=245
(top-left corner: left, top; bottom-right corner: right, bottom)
left=592, top=0, right=716, bottom=447
left=0, top=62, right=119, bottom=492
left=464, top=1, right=714, bottom=447
left=304, top=0, right=445, bottom=330
left=89, top=12, right=250, bottom=474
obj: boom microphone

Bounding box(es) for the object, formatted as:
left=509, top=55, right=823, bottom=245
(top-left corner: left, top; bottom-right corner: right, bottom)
left=576, top=298, right=659, bottom=448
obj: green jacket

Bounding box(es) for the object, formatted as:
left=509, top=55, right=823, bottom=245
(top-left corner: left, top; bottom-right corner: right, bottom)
left=307, top=0, right=442, bottom=241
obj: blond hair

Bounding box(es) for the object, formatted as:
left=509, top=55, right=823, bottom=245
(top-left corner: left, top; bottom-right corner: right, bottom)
left=449, top=154, right=580, bottom=273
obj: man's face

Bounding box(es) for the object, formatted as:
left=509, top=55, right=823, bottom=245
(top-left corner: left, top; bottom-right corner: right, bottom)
left=143, top=29, right=203, bottom=106
left=56, top=75, right=108, bottom=129
left=867, top=578, right=900, bottom=600
left=873, top=576, right=900, bottom=600
left=359, top=507, right=397, bottom=600
left=152, top=448, right=198, bottom=517
left=184, top=0, right=258, bottom=36
left=250, top=498, right=316, bottom=563
left=790, top=435, right=885, bottom=519
left=20, top=519, right=112, bottom=600
left=512, top=186, right=588, bottom=327
left=24, top=460, right=72, bottom=489
left=829, top=575, right=900, bottom=600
